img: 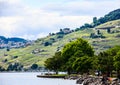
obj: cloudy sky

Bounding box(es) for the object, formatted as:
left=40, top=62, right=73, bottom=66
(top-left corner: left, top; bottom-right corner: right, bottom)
left=0, top=0, right=120, bottom=40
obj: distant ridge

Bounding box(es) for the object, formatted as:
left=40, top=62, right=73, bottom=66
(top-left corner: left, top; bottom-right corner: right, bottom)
left=0, top=36, right=31, bottom=49
left=0, top=36, right=27, bottom=43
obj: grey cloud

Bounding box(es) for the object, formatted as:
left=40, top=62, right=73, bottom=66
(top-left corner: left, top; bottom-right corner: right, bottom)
left=0, top=0, right=24, bottom=16
left=1, top=0, right=119, bottom=40
left=42, top=0, right=120, bottom=16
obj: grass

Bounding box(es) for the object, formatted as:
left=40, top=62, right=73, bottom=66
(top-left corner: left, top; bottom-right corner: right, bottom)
left=50, top=74, right=68, bottom=76
left=96, top=19, right=120, bottom=28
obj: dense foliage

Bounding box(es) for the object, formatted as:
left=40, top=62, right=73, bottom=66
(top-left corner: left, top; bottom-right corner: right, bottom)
left=93, top=9, right=120, bottom=27
left=98, top=46, right=120, bottom=77
left=45, top=38, right=120, bottom=77
left=44, top=51, right=62, bottom=74
left=31, top=64, right=38, bottom=70
left=75, top=8, right=120, bottom=31
left=72, top=56, right=93, bottom=73
left=45, top=38, right=94, bottom=74
left=0, top=66, right=5, bottom=71
left=61, top=38, right=94, bottom=74
left=7, top=62, right=23, bottom=71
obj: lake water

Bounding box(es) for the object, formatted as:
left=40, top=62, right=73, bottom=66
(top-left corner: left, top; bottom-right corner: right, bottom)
left=0, top=72, right=77, bottom=85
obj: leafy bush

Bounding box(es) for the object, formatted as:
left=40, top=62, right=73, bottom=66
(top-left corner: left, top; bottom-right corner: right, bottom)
left=57, top=35, right=64, bottom=39
left=0, top=66, right=5, bottom=71
left=44, top=42, right=52, bottom=46
left=31, top=64, right=38, bottom=70
left=7, top=62, right=23, bottom=71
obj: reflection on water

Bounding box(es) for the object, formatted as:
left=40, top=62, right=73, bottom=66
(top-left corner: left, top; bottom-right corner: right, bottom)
left=0, top=72, right=77, bottom=85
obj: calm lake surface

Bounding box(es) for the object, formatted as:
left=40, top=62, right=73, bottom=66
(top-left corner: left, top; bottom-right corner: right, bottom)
left=0, top=72, right=77, bottom=85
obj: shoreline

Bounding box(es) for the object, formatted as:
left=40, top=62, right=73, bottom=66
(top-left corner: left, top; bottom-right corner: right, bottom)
left=37, top=75, right=66, bottom=78
left=37, top=74, right=120, bottom=85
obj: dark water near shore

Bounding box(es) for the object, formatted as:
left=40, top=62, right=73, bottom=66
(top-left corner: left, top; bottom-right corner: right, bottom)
left=0, top=72, right=77, bottom=85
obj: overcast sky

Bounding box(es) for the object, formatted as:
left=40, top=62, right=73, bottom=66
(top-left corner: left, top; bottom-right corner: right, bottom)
left=0, top=0, right=120, bottom=40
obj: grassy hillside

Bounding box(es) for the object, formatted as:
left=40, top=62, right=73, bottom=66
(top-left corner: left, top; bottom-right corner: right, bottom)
left=0, top=20, right=120, bottom=69
left=96, top=19, right=120, bottom=28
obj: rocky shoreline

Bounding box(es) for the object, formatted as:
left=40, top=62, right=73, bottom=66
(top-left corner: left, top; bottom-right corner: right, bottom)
left=37, top=73, right=120, bottom=85
left=76, top=75, right=120, bottom=85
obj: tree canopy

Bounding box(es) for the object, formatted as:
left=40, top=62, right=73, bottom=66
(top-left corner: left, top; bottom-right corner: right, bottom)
left=72, top=56, right=93, bottom=74
left=75, top=8, right=120, bottom=31
left=44, top=38, right=120, bottom=76
left=44, top=51, right=62, bottom=74
left=61, top=38, right=94, bottom=74
left=45, top=38, right=94, bottom=74
left=93, top=9, right=120, bottom=27
left=98, top=46, right=120, bottom=77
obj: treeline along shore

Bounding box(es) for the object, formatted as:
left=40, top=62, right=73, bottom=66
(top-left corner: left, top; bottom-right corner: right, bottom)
left=44, top=38, right=120, bottom=85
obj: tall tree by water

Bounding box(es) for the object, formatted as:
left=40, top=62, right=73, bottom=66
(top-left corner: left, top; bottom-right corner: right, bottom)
left=61, top=38, right=94, bottom=74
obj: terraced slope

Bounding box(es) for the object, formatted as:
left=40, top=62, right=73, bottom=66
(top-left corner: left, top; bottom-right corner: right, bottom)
left=0, top=20, right=120, bottom=69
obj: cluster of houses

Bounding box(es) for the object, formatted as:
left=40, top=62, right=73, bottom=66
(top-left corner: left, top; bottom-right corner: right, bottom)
left=49, top=28, right=74, bottom=36
left=0, top=40, right=33, bottom=49
left=32, top=48, right=46, bottom=54
left=57, top=28, right=73, bottom=34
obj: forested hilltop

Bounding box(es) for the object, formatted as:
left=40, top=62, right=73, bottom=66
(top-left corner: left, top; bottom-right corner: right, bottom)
left=75, top=8, right=120, bottom=31
left=0, top=8, right=120, bottom=71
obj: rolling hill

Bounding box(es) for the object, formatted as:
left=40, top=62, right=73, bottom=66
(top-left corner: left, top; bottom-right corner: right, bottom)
left=0, top=19, right=120, bottom=69
left=0, top=9, right=120, bottom=69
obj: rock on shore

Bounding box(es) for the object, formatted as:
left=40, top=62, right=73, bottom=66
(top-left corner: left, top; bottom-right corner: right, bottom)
left=76, top=76, right=120, bottom=85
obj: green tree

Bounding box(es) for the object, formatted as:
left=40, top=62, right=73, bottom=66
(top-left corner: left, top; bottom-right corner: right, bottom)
left=44, top=42, right=52, bottom=46
left=0, top=66, right=5, bottom=71
left=84, top=23, right=93, bottom=28
left=61, top=38, right=94, bottom=74
left=98, top=46, right=120, bottom=77
left=7, top=63, right=23, bottom=71
left=75, top=28, right=80, bottom=31
left=114, top=51, right=120, bottom=75
left=98, top=51, right=113, bottom=76
left=93, top=17, right=98, bottom=27
left=44, top=51, right=62, bottom=74
left=31, top=64, right=38, bottom=70
left=72, top=56, right=93, bottom=74
left=97, top=30, right=101, bottom=35
left=60, top=29, right=63, bottom=32
left=7, top=64, right=13, bottom=71
left=107, top=28, right=111, bottom=33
